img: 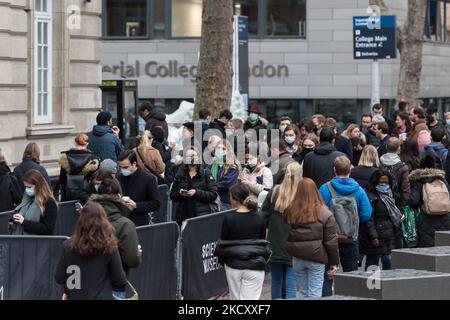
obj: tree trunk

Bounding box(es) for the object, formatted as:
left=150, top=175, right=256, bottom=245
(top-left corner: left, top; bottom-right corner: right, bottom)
left=194, top=0, right=233, bottom=120
left=397, top=0, right=427, bottom=106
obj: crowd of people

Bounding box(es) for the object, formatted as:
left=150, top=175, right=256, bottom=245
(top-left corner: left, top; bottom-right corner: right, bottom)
left=2, top=100, right=450, bottom=300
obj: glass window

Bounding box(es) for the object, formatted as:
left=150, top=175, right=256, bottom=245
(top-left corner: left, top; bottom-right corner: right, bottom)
left=314, top=100, right=358, bottom=128
left=154, top=0, right=166, bottom=38
left=35, top=0, right=52, bottom=124
left=426, top=0, right=450, bottom=42
left=106, top=0, right=148, bottom=37
left=234, top=0, right=259, bottom=36
left=171, top=0, right=203, bottom=37
left=267, top=0, right=306, bottom=37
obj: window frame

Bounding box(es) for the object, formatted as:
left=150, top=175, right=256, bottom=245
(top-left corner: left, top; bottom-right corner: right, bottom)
left=34, top=0, right=53, bottom=125
left=425, top=0, right=450, bottom=44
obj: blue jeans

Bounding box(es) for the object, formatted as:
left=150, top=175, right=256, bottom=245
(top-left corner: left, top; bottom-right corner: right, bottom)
left=293, top=257, right=325, bottom=298
left=365, top=254, right=392, bottom=271
left=269, top=262, right=296, bottom=299
left=322, top=241, right=359, bottom=297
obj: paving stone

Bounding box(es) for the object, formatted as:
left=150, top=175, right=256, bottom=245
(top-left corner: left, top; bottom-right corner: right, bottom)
left=392, top=246, right=450, bottom=274
left=435, top=231, right=450, bottom=246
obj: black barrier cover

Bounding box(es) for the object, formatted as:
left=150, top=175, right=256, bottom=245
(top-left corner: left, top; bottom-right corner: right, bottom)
left=128, top=222, right=179, bottom=300
left=0, top=212, right=12, bottom=235
left=0, top=235, right=68, bottom=300
left=54, top=201, right=80, bottom=236
left=150, top=185, right=169, bottom=224
left=181, top=212, right=230, bottom=300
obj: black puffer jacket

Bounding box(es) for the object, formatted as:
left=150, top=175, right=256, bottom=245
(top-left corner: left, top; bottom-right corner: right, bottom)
left=144, top=108, right=169, bottom=139
left=408, top=168, right=450, bottom=247
left=350, top=166, right=378, bottom=189
left=170, top=165, right=218, bottom=225
left=0, top=163, right=22, bottom=212
left=359, top=191, right=395, bottom=255
left=303, top=142, right=346, bottom=188
left=215, top=239, right=272, bottom=271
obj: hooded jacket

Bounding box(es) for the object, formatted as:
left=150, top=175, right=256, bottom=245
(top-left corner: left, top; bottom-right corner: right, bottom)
left=303, top=142, right=346, bottom=188
left=13, top=157, right=51, bottom=189
left=90, top=194, right=141, bottom=271
left=318, top=177, right=372, bottom=223
left=410, top=119, right=429, bottom=141
left=421, top=142, right=448, bottom=164
left=144, top=108, right=169, bottom=139
left=240, top=163, right=273, bottom=196
left=286, top=207, right=340, bottom=266
left=0, top=163, right=22, bottom=212
left=380, top=153, right=410, bottom=207
left=87, top=125, right=124, bottom=162
left=408, top=168, right=450, bottom=247
left=58, top=149, right=99, bottom=201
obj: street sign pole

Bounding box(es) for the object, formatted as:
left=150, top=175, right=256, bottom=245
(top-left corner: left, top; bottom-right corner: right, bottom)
left=371, top=59, right=380, bottom=106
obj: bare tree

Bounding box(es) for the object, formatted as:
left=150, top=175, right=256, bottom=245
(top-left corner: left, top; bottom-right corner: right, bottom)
left=396, top=0, right=427, bottom=106
left=194, top=0, right=233, bottom=120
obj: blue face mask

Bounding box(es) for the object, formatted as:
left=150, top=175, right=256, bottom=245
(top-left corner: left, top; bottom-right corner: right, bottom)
left=94, top=184, right=101, bottom=193
left=215, top=149, right=227, bottom=159
left=249, top=113, right=259, bottom=121
left=285, top=136, right=296, bottom=145
left=376, top=184, right=390, bottom=193
left=25, top=187, right=35, bottom=197
left=446, top=119, right=450, bottom=126
left=280, top=125, right=287, bottom=133
left=121, top=169, right=133, bottom=177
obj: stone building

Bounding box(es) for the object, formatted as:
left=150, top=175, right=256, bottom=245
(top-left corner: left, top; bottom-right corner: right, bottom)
left=0, top=0, right=102, bottom=175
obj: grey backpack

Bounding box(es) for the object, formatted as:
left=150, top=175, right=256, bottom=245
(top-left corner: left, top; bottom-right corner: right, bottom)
left=327, top=182, right=359, bottom=242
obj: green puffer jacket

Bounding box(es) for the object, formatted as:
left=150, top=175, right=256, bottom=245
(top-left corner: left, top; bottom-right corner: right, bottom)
left=260, top=186, right=292, bottom=265
left=91, top=194, right=141, bottom=271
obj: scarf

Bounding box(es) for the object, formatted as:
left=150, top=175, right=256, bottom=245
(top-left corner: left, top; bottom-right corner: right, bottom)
left=211, top=160, right=222, bottom=181
left=375, top=186, right=402, bottom=228
left=10, top=195, right=42, bottom=235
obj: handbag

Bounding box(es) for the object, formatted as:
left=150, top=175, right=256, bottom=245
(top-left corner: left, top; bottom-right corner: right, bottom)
left=401, top=206, right=418, bottom=247
left=112, top=281, right=139, bottom=300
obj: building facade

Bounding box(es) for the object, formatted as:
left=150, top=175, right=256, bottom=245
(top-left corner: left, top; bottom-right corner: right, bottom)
left=0, top=0, right=102, bottom=175
left=101, top=0, right=450, bottom=126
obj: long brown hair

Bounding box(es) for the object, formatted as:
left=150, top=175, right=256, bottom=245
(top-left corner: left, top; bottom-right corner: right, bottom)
left=285, top=178, right=325, bottom=225
left=23, top=143, right=41, bottom=163
left=22, top=170, right=55, bottom=213
left=69, top=201, right=118, bottom=257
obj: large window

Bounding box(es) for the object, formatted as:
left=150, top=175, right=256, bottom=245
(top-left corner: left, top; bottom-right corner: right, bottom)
left=234, top=0, right=259, bottom=36
left=171, top=0, right=203, bottom=37
left=35, top=0, right=52, bottom=124
left=106, top=0, right=148, bottom=37
left=267, top=0, right=306, bottom=37
left=425, top=0, right=450, bottom=42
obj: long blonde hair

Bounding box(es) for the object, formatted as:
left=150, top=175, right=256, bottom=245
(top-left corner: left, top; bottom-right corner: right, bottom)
left=137, top=130, right=153, bottom=148
left=217, top=139, right=240, bottom=174
left=22, top=170, right=55, bottom=213
left=358, top=145, right=380, bottom=167
left=274, top=162, right=303, bottom=214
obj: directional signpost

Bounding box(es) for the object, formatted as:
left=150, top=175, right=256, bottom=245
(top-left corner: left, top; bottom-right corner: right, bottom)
left=353, top=15, right=397, bottom=106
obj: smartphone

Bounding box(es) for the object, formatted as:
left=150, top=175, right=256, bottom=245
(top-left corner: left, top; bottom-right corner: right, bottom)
left=180, top=189, right=188, bottom=195
left=75, top=202, right=83, bottom=210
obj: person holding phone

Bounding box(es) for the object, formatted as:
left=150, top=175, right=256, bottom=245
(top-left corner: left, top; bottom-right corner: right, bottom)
left=170, top=146, right=218, bottom=226
left=10, top=170, right=58, bottom=235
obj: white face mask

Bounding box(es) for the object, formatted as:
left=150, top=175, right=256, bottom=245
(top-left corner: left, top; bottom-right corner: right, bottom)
left=247, top=158, right=258, bottom=168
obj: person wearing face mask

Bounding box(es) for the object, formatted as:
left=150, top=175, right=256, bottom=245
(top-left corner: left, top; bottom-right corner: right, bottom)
left=87, top=111, right=125, bottom=162
left=239, top=143, right=273, bottom=201
left=278, top=116, right=292, bottom=134
left=244, top=104, right=267, bottom=141
left=10, top=170, right=58, bottom=235
left=360, top=170, right=399, bottom=271
left=282, top=125, right=302, bottom=162
left=170, top=147, right=219, bottom=225
left=116, top=150, right=160, bottom=226
left=209, top=140, right=241, bottom=209
left=296, top=134, right=319, bottom=166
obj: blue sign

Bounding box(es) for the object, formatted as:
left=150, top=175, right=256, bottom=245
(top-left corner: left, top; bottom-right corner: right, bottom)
left=353, top=15, right=397, bottom=60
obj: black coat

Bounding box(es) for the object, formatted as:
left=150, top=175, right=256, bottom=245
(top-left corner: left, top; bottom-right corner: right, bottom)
left=303, top=142, right=346, bottom=188
left=362, top=127, right=380, bottom=148
left=408, top=168, right=450, bottom=247
left=209, top=119, right=227, bottom=138
left=378, top=135, right=389, bottom=157
left=215, top=239, right=272, bottom=271
left=21, top=198, right=58, bottom=235
left=55, top=241, right=127, bottom=300
left=335, top=135, right=353, bottom=161
left=170, top=166, right=218, bottom=225
left=0, top=163, right=22, bottom=212
left=152, top=140, right=174, bottom=185
left=13, top=157, right=51, bottom=190
left=350, top=166, right=378, bottom=189
left=144, top=108, right=169, bottom=139
left=359, top=191, right=395, bottom=255
left=117, top=169, right=160, bottom=227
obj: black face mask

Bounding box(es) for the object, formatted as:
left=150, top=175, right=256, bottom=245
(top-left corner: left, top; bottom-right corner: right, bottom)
left=302, top=148, right=314, bottom=155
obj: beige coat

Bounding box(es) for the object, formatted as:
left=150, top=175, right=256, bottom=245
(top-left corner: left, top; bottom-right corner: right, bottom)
left=134, top=146, right=166, bottom=175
